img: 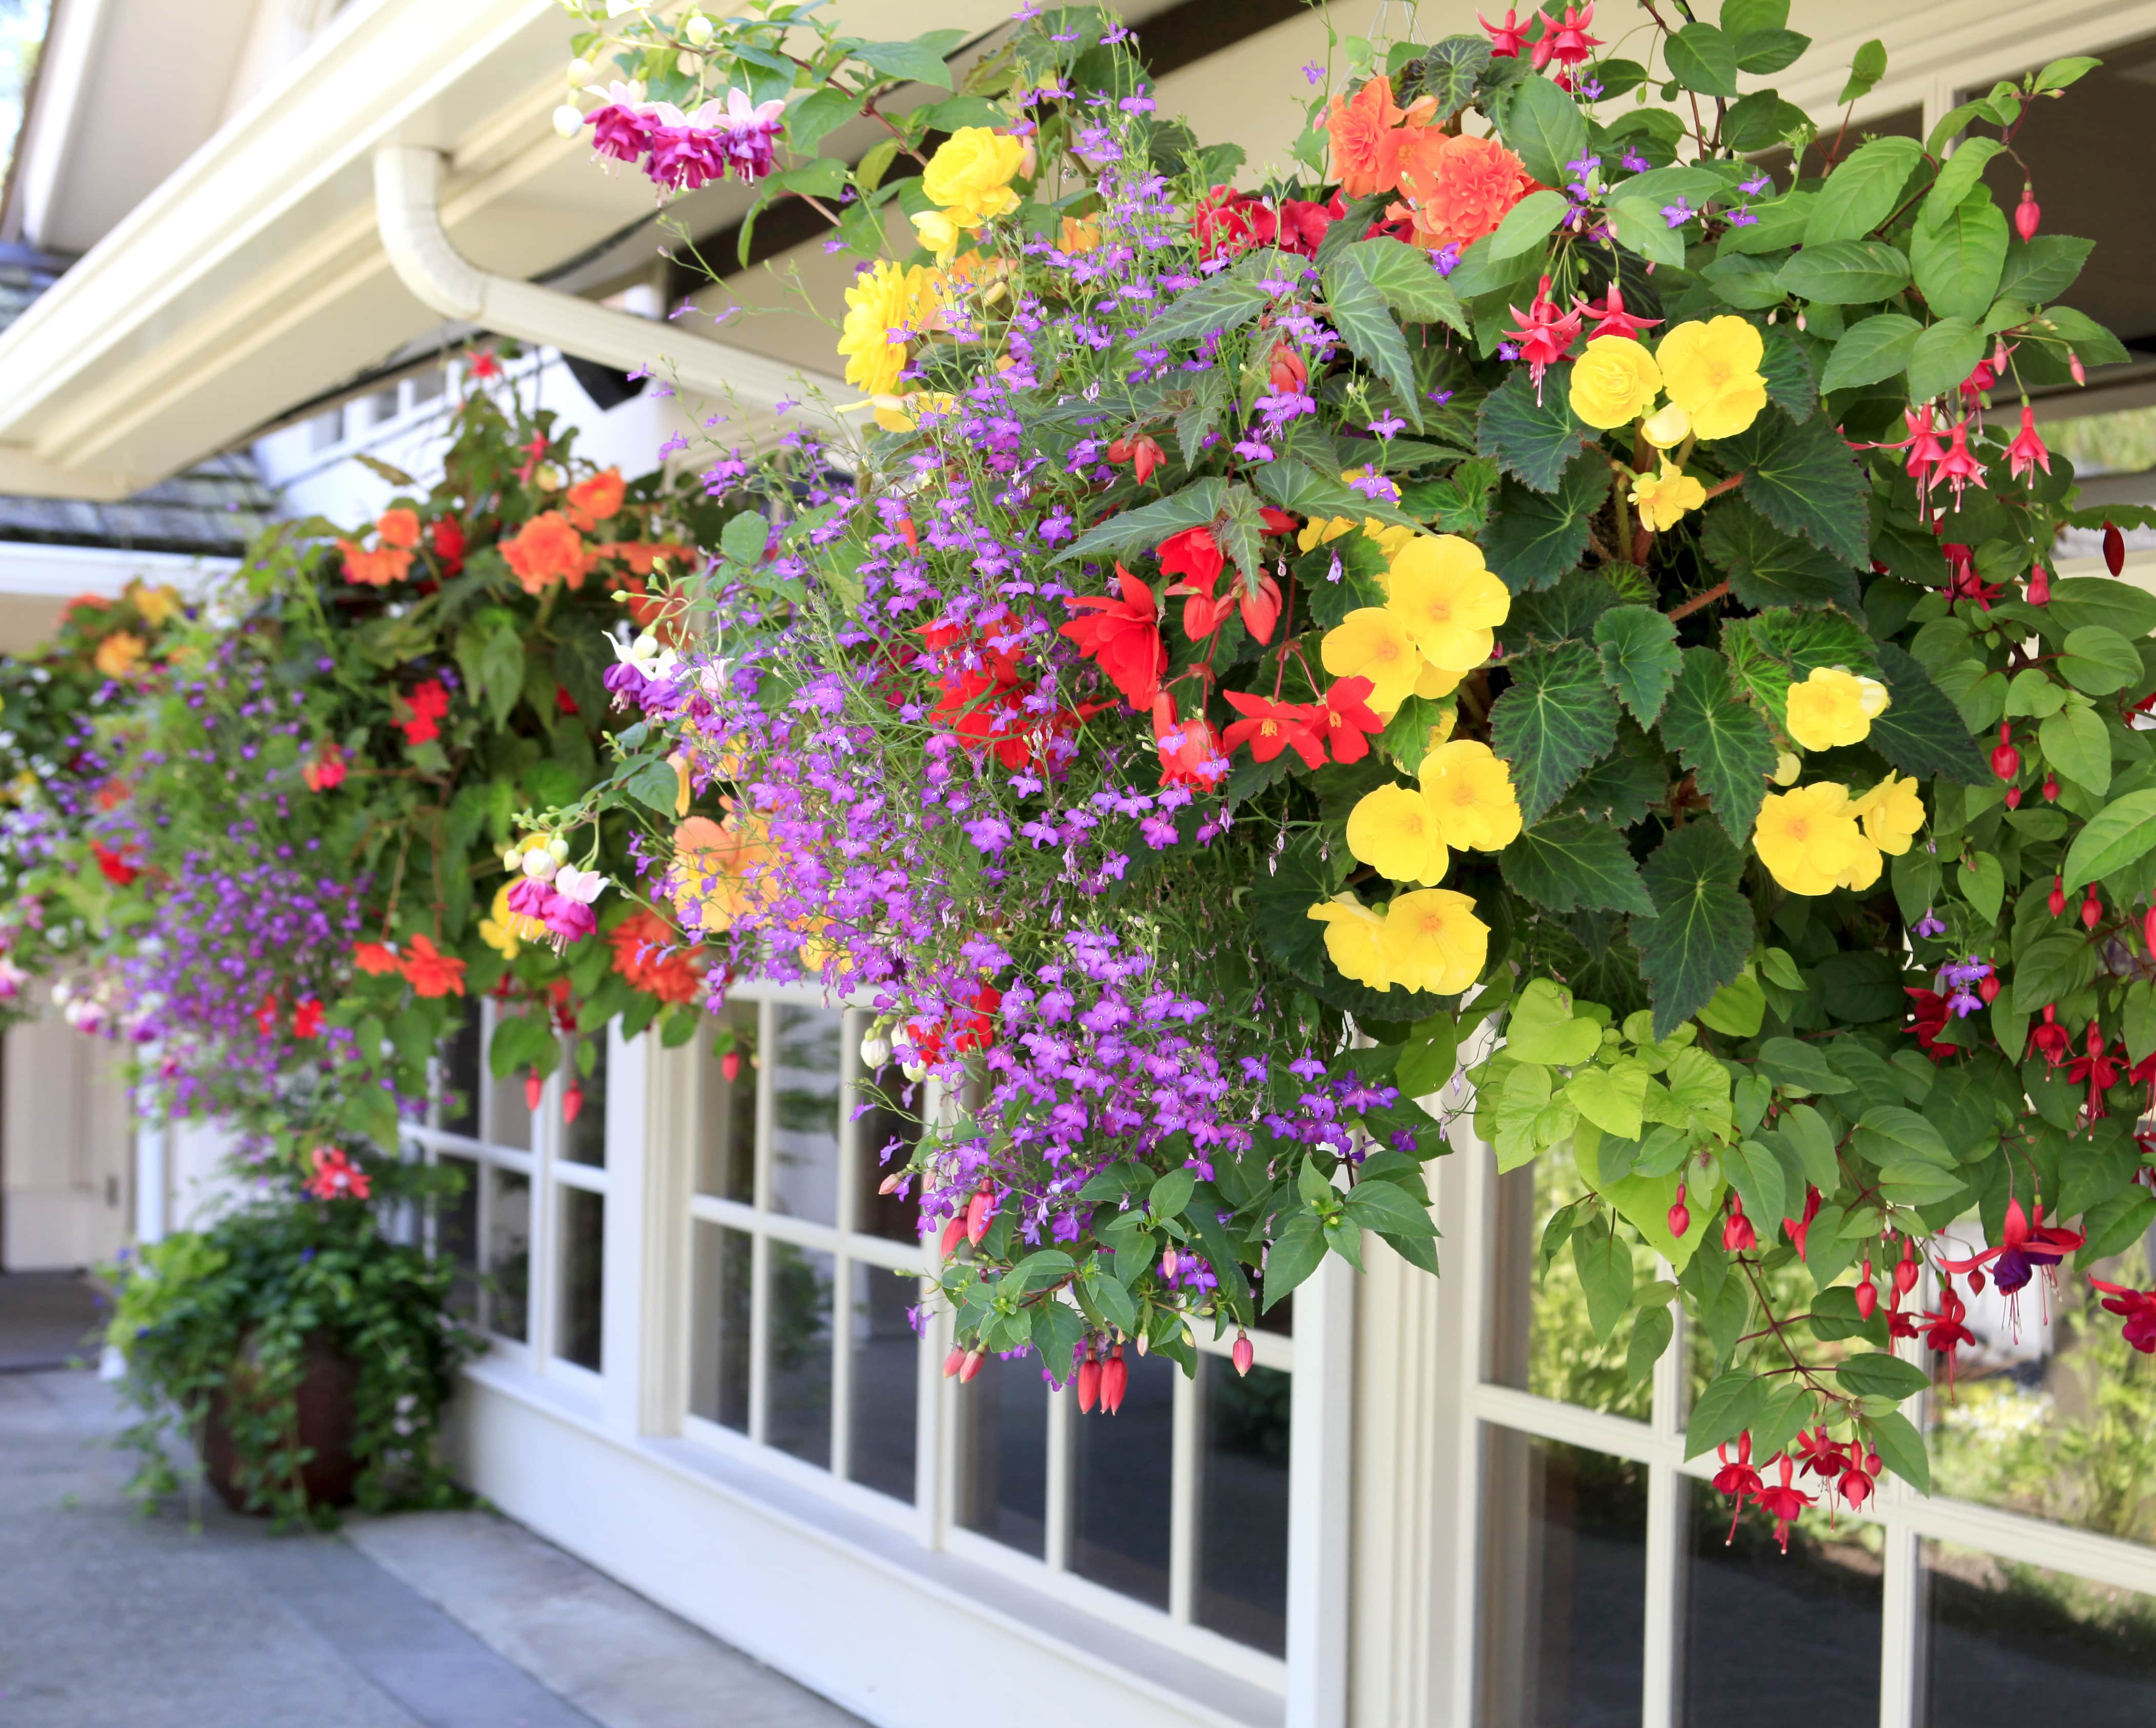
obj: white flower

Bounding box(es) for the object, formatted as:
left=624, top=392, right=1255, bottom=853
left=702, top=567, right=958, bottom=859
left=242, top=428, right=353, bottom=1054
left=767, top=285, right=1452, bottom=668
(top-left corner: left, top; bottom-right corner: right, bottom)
left=553, top=864, right=608, bottom=906
left=581, top=78, right=647, bottom=108
left=521, top=849, right=560, bottom=883
left=860, top=1031, right=892, bottom=1069
left=612, top=628, right=681, bottom=683
left=553, top=105, right=587, bottom=140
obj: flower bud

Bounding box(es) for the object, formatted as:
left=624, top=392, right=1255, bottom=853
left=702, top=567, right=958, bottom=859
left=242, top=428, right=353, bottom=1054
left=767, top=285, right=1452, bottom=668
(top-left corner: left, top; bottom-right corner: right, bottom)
left=1641, top=402, right=1691, bottom=449
left=562, top=1080, right=584, bottom=1124
left=682, top=14, right=715, bottom=46
left=2083, top=889, right=2103, bottom=930
left=1968, top=1268, right=1987, bottom=1294
left=1269, top=342, right=1308, bottom=394
left=1232, top=1331, right=1254, bottom=1377
left=1855, top=1265, right=1878, bottom=1320
left=959, top=1348, right=985, bottom=1383
left=567, top=57, right=594, bottom=83
left=1667, top=1199, right=1691, bottom=1238
left=1978, top=974, right=2000, bottom=1004
left=553, top=104, right=587, bottom=140
left=1894, top=1238, right=1920, bottom=1295
left=720, top=1048, right=742, bottom=1084
left=940, top=1215, right=966, bottom=1259
left=524, top=1069, right=544, bottom=1112
left=2104, top=520, right=2126, bottom=577
left=503, top=846, right=524, bottom=872
left=878, top=1170, right=907, bottom=1196
left=2049, top=873, right=2067, bottom=918
left=860, top=1031, right=892, bottom=1069
left=1077, top=1352, right=1102, bottom=1411
left=2015, top=183, right=2041, bottom=242
left=2042, top=773, right=2059, bottom=802
left=2005, top=786, right=2023, bottom=809
left=944, top=1345, right=966, bottom=1379
left=547, top=834, right=571, bottom=862
left=965, top=1187, right=995, bottom=1245
left=2026, top=564, right=2050, bottom=606
left=2142, top=904, right=2156, bottom=959
left=535, top=462, right=565, bottom=492
left=2071, top=353, right=2087, bottom=386
left=1102, top=1345, right=1128, bottom=1414
left=1135, top=1327, right=1149, bottom=1355
left=1161, top=1246, right=1179, bottom=1280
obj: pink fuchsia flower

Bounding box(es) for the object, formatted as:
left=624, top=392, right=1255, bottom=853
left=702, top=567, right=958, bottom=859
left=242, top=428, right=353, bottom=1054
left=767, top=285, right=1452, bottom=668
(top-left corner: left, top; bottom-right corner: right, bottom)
left=2006, top=405, right=2051, bottom=480
left=1501, top=276, right=1584, bottom=398
left=583, top=83, right=657, bottom=163
left=1480, top=6, right=1529, bottom=55
left=1712, top=1431, right=1762, bottom=1542
left=1579, top=281, right=1658, bottom=342
left=2089, top=1277, right=2156, bottom=1352
left=1936, top=419, right=1988, bottom=505
left=1939, top=1196, right=2085, bottom=1303
left=306, top=1146, right=371, bottom=1202
left=542, top=863, right=608, bottom=945
left=1754, top=1455, right=1814, bottom=1553
left=1532, top=3, right=1602, bottom=70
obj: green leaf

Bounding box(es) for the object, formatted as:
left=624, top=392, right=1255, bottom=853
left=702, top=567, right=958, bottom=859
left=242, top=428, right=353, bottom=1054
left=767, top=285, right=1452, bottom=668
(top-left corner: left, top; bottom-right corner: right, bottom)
left=1866, top=1409, right=1930, bottom=1493
left=1608, top=197, right=1687, bottom=268
left=1346, top=1179, right=1438, bottom=1237
left=1856, top=1105, right=1953, bottom=1169
left=1685, top=1366, right=1766, bottom=1458
left=2012, top=933, right=2094, bottom=1016
left=1724, top=1138, right=1787, bottom=1234
left=1571, top=1214, right=1637, bottom=1343
left=1625, top=1305, right=1674, bottom=1390
left=2048, top=577, right=2156, bottom=640
left=2061, top=789, right=2156, bottom=891
left=1477, top=366, right=1594, bottom=492
left=1839, top=37, right=1888, bottom=105
left=1904, top=315, right=1985, bottom=404
left=1489, top=642, right=1621, bottom=824
left=2033, top=55, right=2102, bottom=92
left=848, top=38, right=953, bottom=88
left=1255, top=457, right=1409, bottom=530
left=1482, top=449, right=1607, bottom=592
left=1779, top=1104, right=1843, bottom=1190
left=1818, top=312, right=1923, bottom=393
left=1635, top=820, right=1756, bottom=1037
left=1735, top=30, right=1809, bottom=76
left=720, top=508, right=769, bottom=568
left=625, top=758, right=682, bottom=813
left=785, top=89, right=860, bottom=157
left=1805, top=135, right=1920, bottom=243
left=1568, top=1060, right=1651, bottom=1140
left=1397, top=1017, right=1460, bottom=1098
left=1777, top=239, right=1913, bottom=304
left=1698, top=501, right=1862, bottom=612
left=1263, top=1209, right=1327, bottom=1308
left=1665, top=22, right=1741, bottom=97
left=1501, top=72, right=1587, bottom=191
left=1837, top=1350, right=1929, bottom=1401
left=1344, top=237, right=1470, bottom=334
left=1138, top=274, right=1271, bottom=346
left=1658, top=647, right=1778, bottom=842
left=1998, top=234, right=2093, bottom=307
left=1701, top=253, right=1789, bottom=312
left=1761, top=330, right=1817, bottom=419
left=2058, top=626, right=2145, bottom=696
left=1757, top=1037, right=1853, bottom=1095
left=2039, top=702, right=2112, bottom=794
left=1717, top=411, right=1868, bottom=565
left=1488, top=189, right=1572, bottom=259
left=1869, top=645, right=1992, bottom=784
left=1751, top=1381, right=1818, bottom=1462
left=1410, top=35, right=1492, bottom=125
left=1594, top=605, right=1684, bottom=727
left=1921, top=137, right=2005, bottom=231
left=1502, top=814, right=1657, bottom=917
left=1699, top=974, right=1766, bottom=1038
left=1323, top=253, right=1419, bottom=419
left=1057, top=479, right=1226, bottom=564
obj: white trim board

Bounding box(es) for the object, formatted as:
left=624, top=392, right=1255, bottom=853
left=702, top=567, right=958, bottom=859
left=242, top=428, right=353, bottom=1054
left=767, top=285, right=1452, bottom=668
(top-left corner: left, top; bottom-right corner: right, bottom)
left=0, top=540, right=239, bottom=599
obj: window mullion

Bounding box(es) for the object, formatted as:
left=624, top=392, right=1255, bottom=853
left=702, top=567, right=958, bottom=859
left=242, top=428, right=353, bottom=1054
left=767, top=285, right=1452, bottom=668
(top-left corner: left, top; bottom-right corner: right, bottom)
left=1641, top=1255, right=1690, bottom=1728
left=830, top=1246, right=854, bottom=1483
left=1169, top=1360, right=1198, bottom=1623
left=1044, top=1376, right=1073, bottom=1572
left=747, top=1230, right=770, bottom=1445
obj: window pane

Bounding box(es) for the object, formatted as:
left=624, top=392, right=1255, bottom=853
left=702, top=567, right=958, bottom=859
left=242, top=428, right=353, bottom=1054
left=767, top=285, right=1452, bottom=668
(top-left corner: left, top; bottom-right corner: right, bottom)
left=1926, top=1237, right=2156, bottom=1545
left=957, top=1352, right=1048, bottom=1557
left=1071, top=1348, right=1174, bottom=1610
left=486, top=1030, right=533, bottom=1150
left=1490, top=1160, right=1651, bottom=1418
left=557, top=1187, right=604, bottom=1371
left=561, top=1037, right=607, bottom=1167
left=852, top=1047, right=922, bottom=1243
left=436, top=1153, right=479, bottom=1322
left=440, top=1014, right=480, bottom=1137
left=1196, top=1356, right=1291, bottom=1655
left=845, top=1263, right=919, bottom=1503
left=1679, top=1477, right=1880, bottom=1726
left=766, top=1241, right=834, bottom=1467
left=689, top=1222, right=752, bottom=1431
left=411, top=366, right=444, bottom=404
left=486, top=1168, right=531, bottom=1342
left=771, top=1005, right=841, bottom=1225
left=1478, top=1432, right=1647, bottom=1727
left=697, top=1000, right=758, bottom=1201
left=1922, top=1539, right=2156, bottom=1724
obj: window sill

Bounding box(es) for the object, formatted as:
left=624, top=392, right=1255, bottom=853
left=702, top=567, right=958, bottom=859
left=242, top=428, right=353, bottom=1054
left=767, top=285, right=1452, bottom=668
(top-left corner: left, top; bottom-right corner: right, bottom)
left=456, top=1355, right=1284, bottom=1728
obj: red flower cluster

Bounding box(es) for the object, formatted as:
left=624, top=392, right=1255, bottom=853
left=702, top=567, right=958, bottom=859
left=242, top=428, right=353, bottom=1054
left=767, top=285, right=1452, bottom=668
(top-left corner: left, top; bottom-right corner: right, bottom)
left=304, top=1145, right=371, bottom=1202
left=91, top=842, right=141, bottom=888
left=2090, top=1277, right=2156, bottom=1353
left=1157, top=522, right=1295, bottom=644
left=1222, top=678, right=1384, bottom=770
left=922, top=614, right=1104, bottom=771
left=400, top=678, right=450, bottom=746
left=905, top=986, right=1002, bottom=1066
left=1191, top=187, right=1346, bottom=261
left=1061, top=568, right=1169, bottom=708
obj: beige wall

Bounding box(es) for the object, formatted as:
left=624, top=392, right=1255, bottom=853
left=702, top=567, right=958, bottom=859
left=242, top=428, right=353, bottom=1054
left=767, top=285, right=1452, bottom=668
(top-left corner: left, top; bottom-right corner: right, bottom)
left=2, top=1004, right=131, bottom=1270
left=0, top=593, right=67, bottom=656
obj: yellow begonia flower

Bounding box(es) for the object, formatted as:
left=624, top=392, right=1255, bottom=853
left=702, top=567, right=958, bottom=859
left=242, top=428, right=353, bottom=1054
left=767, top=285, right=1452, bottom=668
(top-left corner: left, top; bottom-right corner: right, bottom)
left=1847, top=772, right=1925, bottom=855
left=1297, top=513, right=1418, bottom=577
left=479, top=883, right=545, bottom=960
left=92, top=631, right=146, bottom=678
left=1305, top=890, right=1490, bottom=995
left=1322, top=606, right=1424, bottom=714
left=1784, top=666, right=1889, bottom=751
left=1655, top=316, right=1767, bottom=441
left=1420, top=739, right=1523, bottom=852
left=1309, top=894, right=1393, bottom=991
left=922, top=128, right=1028, bottom=227
left=838, top=260, right=943, bottom=397
left=1347, top=784, right=1449, bottom=886
left=1568, top=336, right=1663, bottom=429
left=1837, top=836, right=1884, bottom=892
left=1641, top=402, right=1691, bottom=449
left=1386, top=534, right=1510, bottom=671
left=1753, top=783, right=1867, bottom=896
left=1629, top=463, right=1707, bottom=533
left=872, top=390, right=960, bottom=434
left=1414, top=658, right=1465, bottom=698
left=131, top=584, right=181, bottom=627
left=1772, top=750, right=1801, bottom=786
left=672, top=812, right=779, bottom=933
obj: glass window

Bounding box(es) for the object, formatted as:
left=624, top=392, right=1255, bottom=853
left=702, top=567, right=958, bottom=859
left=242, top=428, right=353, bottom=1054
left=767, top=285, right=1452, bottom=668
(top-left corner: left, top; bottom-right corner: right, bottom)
left=770, top=1005, right=842, bottom=1225
left=557, top=1186, right=604, bottom=1372
left=487, top=1167, right=531, bottom=1343
left=440, top=1013, right=480, bottom=1138
left=689, top=1221, right=752, bottom=1432
left=411, top=366, right=445, bottom=404
left=697, top=1000, right=758, bottom=1201
left=765, top=1241, right=835, bottom=1467
left=1490, top=1159, right=1652, bottom=1418
left=1196, top=1355, right=1292, bottom=1655
left=957, top=1351, right=1049, bottom=1558
left=846, top=1264, right=918, bottom=1502
left=562, top=1036, right=607, bottom=1167
left=1071, top=1348, right=1177, bottom=1609
left=1921, top=1540, right=2156, bottom=1723
left=1478, top=1433, right=1648, bottom=1727
left=437, top=1153, right=480, bottom=1322
left=487, top=1052, right=532, bottom=1151
left=853, top=1060, right=922, bottom=1243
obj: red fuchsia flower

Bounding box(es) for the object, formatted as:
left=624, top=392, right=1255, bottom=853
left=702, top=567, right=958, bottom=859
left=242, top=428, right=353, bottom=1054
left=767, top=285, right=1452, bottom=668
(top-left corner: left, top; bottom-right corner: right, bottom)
left=1277, top=192, right=1347, bottom=256
left=1223, top=691, right=1327, bottom=769
left=1838, top=1451, right=1878, bottom=1511
left=1944, top=542, right=2001, bottom=609
left=1318, top=676, right=1384, bottom=763
left=400, top=677, right=450, bottom=746
left=1480, top=6, right=1530, bottom=55
left=1712, top=1431, right=1763, bottom=1541
left=1793, top=1426, right=1845, bottom=1483
left=1936, top=419, right=1988, bottom=506
left=1905, top=986, right=1952, bottom=1060
left=2015, top=181, right=2041, bottom=242
left=301, top=745, right=347, bottom=793
left=1061, top=567, right=1169, bottom=708
left=1151, top=692, right=1229, bottom=791
left=1579, top=281, right=1659, bottom=342
left=1721, top=1190, right=1757, bottom=1252
left=2006, top=405, right=2051, bottom=481
left=467, top=349, right=501, bottom=380
left=2028, top=1002, right=2070, bottom=1066
left=1940, top=1196, right=2086, bottom=1308
left=1885, top=1288, right=1920, bottom=1341
left=1502, top=277, right=1584, bottom=399
left=398, top=934, right=466, bottom=999
left=306, top=1146, right=372, bottom=1202
left=91, top=842, right=141, bottom=888
left=2089, top=1277, right=2156, bottom=1353
left=1755, top=1454, right=1814, bottom=1554
left=1531, top=3, right=1602, bottom=71
left=292, top=996, right=324, bottom=1040
left=1899, top=406, right=1948, bottom=492
left=1783, top=1184, right=1822, bottom=1260
left=1920, top=1285, right=1977, bottom=1387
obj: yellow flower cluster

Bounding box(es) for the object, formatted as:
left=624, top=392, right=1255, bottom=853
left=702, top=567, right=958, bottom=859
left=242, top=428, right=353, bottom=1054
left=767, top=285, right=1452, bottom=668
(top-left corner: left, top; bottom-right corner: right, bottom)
left=1344, top=740, right=1522, bottom=886
left=838, top=260, right=945, bottom=398
left=1783, top=666, right=1889, bottom=751
left=1753, top=773, right=1925, bottom=896
left=911, top=127, right=1029, bottom=261
left=1318, top=531, right=1509, bottom=715
left=1569, top=317, right=1768, bottom=537
left=1308, top=888, right=1489, bottom=995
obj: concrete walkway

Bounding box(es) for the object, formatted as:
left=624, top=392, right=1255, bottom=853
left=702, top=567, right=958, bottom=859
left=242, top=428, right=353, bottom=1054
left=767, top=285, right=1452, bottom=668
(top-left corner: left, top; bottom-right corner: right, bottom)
left=0, top=1369, right=862, bottom=1728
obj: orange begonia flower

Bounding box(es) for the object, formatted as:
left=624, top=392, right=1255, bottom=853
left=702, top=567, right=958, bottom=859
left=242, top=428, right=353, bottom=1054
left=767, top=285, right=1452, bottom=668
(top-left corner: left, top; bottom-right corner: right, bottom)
left=376, top=507, right=422, bottom=549
left=92, top=631, right=147, bottom=678
left=339, top=541, right=414, bottom=587
left=670, top=812, right=780, bottom=934
left=595, top=541, right=687, bottom=577
left=609, top=909, right=704, bottom=1005
left=565, top=468, right=627, bottom=532
left=501, top=511, right=598, bottom=595
left=353, top=940, right=402, bottom=975
left=1325, top=73, right=1431, bottom=200
left=398, top=934, right=466, bottom=998
left=1390, top=131, right=1537, bottom=250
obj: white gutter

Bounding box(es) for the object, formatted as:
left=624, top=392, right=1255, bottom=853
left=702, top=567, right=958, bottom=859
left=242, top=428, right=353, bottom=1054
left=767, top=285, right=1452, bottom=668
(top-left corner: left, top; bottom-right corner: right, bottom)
left=372, top=145, right=840, bottom=440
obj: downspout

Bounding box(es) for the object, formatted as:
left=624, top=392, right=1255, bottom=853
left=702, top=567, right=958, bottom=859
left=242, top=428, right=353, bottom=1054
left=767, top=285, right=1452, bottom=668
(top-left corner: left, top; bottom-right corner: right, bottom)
left=371, top=144, right=838, bottom=434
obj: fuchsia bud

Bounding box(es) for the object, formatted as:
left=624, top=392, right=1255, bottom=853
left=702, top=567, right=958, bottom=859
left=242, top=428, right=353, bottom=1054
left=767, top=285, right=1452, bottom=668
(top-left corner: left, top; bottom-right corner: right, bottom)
left=1992, top=722, right=2020, bottom=783
left=2049, top=873, right=2068, bottom=918
left=1161, top=1246, right=1180, bottom=1280
left=524, top=1069, right=544, bottom=1112
left=2026, top=563, right=2050, bottom=606
left=1077, top=1350, right=1102, bottom=1412
left=2083, top=888, right=2104, bottom=931
left=1979, top=973, right=2000, bottom=1005
left=940, top=1215, right=966, bottom=1259
left=965, top=1186, right=995, bottom=1245
left=2105, top=520, right=2127, bottom=576
left=2015, top=182, right=2041, bottom=242
left=1968, top=1267, right=1987, bottom=1295
left=878, top=1171, right=906, bottom=1195
left=2071, top=352, right=2087, bottom=385
left=1232, top=1331, right=1255, bottom=1377
left=1667, top=1182, right=1691, bottom=1240
left=2143, top=903, right=2156, bottom=959
left=1895, top=1238, right=1920, bottom=1296
left=1101, top=1344, right=1128, bottom=1414
left=720, top=1049, right=743, bottom=1084
left=562, top=1080, right=583, bottom=1124
left=944, top=1345, right=966, bottom=1379
left=959, top=1348, right=986, bottom=1383
left=2043, top=773, right=2060, bottom=801
left=1722, top=1194, right=1757, bottom=1252
left=1856, top=1259, right=1879, bottom=1320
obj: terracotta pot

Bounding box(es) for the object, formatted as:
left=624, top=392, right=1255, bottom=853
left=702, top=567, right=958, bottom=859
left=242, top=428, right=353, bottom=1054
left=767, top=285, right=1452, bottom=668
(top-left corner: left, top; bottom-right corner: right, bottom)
left=201, top=1331, right=359, bottom=1513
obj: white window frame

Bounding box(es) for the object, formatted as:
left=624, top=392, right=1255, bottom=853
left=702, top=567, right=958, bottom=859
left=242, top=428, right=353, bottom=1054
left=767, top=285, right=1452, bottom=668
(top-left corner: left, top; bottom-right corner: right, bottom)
left=661, top=976, right=1350, bottom=1707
